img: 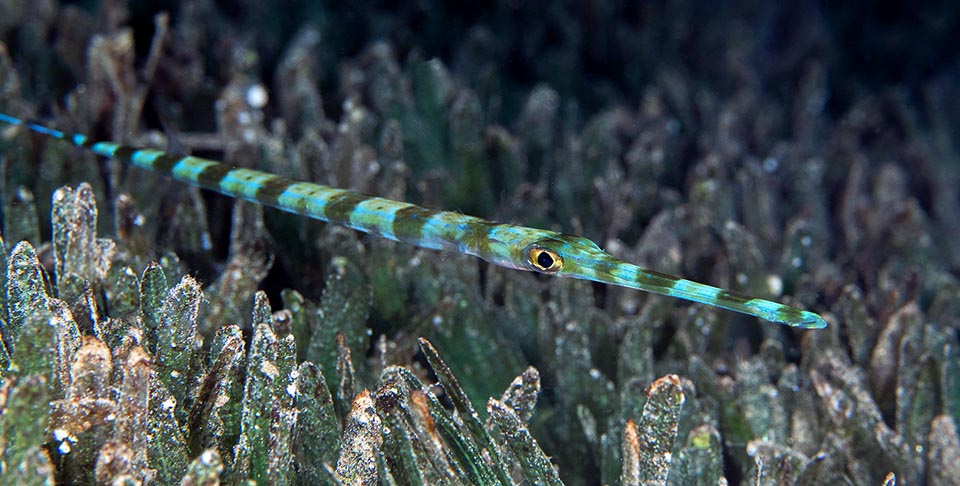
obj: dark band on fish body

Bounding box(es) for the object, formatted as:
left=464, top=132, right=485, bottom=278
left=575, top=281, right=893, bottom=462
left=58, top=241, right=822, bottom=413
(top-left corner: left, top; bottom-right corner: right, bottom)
left=254, top=175, right=294, bottom=206
left=772, top=305, right=807, bottom=323
left=460, top=218, right=497, bottom=257
left=393, top=206, right=435, bottom=245
left=112, top=146, right=137, bottom=162
left=152, top=153, right=183, bottom=173
left=323, top=191, right=367, bottom=224
left=639, top=270, right=681, bottom=290
left=715, top=290, right=751, bottom=308
left=196, top=163, right=233, bottom=189
left=589, top=258, right=616, bottom=278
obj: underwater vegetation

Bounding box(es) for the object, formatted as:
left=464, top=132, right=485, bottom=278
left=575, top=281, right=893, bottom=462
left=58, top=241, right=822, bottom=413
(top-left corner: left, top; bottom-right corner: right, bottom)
left=0, top=1, right=958, bottom=485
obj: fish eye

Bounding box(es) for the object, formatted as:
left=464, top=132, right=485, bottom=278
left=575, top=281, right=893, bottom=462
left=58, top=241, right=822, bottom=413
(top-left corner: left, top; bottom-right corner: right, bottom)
left=526, top=245, right=563, bottom=273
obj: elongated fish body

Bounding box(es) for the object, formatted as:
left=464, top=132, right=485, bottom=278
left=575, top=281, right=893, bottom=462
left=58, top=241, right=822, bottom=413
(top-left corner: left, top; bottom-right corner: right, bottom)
left=0, top=112, right=827, bottom=329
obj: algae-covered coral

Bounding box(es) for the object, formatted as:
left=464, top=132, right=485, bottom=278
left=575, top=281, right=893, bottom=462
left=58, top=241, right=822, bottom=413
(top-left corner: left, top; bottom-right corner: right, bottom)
left=0, top=1, right=958, bottom=485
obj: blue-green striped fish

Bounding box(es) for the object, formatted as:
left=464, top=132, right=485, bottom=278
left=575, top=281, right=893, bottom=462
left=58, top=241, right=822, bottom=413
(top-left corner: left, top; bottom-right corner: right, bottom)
left=0, top=112, right=826, bottom=329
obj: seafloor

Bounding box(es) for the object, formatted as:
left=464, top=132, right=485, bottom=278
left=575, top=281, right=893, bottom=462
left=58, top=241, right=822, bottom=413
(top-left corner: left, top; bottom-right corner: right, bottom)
left=0, top=1, right=958, bottom=485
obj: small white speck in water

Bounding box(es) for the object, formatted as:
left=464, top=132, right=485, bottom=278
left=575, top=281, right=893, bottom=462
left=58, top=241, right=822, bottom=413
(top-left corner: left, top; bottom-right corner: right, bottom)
left=763, top=157, right=779, bottom=172
left=349, top=106, right=365, bottom=124
left=800, top=235, right=813, bottom=247
left=247, top=84, right=269, bottom=108
left=201, top=232, right=213, bottom=251
left=791, top=257, right=803, bottom=268
left=766, top=275, right=783, bottom=296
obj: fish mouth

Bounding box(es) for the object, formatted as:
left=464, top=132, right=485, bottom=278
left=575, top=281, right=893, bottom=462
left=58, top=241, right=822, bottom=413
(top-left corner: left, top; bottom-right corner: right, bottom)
left=565, top=255, right=827, bottom=329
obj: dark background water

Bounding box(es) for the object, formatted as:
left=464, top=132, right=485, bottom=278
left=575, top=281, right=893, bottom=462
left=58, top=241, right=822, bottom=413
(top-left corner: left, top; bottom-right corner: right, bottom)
left=1, top=1, right=959, bottom=484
